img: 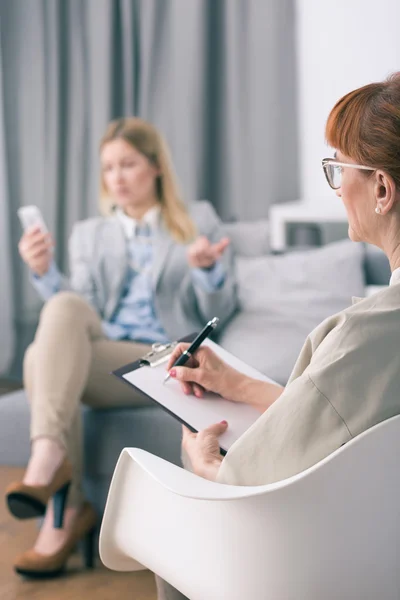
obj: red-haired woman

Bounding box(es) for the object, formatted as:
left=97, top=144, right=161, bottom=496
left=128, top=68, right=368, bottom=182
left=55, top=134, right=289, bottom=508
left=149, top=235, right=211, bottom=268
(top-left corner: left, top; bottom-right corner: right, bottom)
left=155, top=73, right=400, bottom=599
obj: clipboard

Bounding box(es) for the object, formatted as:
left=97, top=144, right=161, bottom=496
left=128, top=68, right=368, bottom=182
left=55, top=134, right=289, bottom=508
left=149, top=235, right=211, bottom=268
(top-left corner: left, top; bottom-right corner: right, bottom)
left=113, top=335, right=275, bottom=453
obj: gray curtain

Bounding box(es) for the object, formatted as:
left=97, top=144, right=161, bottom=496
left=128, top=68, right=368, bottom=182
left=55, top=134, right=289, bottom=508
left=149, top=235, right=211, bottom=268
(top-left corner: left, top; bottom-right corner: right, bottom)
left=0, top=24, right=14, bottom=373
left=0, top=0, right=298, bottom=377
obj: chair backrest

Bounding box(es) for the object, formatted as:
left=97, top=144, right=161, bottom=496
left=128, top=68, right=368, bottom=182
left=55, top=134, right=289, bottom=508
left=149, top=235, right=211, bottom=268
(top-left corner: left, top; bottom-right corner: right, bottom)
left=100, top=415, right=400, bottom=600
left=213, top=414, right=400, bottom=599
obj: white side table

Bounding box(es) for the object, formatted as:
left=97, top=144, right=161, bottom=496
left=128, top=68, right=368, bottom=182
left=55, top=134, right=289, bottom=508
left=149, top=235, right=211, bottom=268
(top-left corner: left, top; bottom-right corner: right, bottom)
left=269, top=198, right=348, bottom=251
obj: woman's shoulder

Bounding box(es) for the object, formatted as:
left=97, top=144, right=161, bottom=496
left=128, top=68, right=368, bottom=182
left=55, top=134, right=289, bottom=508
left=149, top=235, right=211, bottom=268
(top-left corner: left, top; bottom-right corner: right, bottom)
left=188, top=201, right=220, bottom=226
left=71, top=215, right=120, bottom=237
left=187, top=201, right=224, bottom=238
left=296, top=286, right=399, bottom=369
left=345, top=283, right=400, bottom=324
left=308, top=284, right=400, bottom=366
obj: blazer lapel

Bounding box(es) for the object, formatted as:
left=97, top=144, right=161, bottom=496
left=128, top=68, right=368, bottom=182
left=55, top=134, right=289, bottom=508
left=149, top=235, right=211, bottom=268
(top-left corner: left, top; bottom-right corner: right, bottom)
left=152, top=223, right=174, bottom=291
left=103, top=219, right=128, bottom=319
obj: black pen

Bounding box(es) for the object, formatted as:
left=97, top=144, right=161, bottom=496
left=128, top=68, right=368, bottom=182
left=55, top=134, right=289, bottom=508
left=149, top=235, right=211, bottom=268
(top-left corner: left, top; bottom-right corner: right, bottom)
left=163, top=317, right=219, bottom=384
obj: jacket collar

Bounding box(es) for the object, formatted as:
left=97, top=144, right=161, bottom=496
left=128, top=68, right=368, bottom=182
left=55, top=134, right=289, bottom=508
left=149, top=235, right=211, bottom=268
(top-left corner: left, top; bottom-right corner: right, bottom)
left=389, top=267, right=400, bottom=287
left=115, top=205, right=161, bottom=240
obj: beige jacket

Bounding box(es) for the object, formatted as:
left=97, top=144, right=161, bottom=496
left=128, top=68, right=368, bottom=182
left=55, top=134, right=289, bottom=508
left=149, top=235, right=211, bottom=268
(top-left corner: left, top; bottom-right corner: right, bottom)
left=217, top=282, right=400, bottom=486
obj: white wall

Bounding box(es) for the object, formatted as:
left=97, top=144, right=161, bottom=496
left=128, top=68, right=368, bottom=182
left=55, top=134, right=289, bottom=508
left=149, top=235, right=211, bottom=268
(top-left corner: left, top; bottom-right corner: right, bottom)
left=296, top=0, right=400, bottom=203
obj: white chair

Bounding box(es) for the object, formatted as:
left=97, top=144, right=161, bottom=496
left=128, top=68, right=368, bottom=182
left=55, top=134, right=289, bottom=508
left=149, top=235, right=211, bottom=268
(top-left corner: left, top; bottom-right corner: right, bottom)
left=99, top=416, right=400, bottom=600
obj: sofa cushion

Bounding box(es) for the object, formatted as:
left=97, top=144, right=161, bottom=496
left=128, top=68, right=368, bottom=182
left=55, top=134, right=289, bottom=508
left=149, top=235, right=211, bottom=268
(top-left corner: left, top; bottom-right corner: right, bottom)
left=219, top=312, right=308, bottom=386
left=219, top=239, right=365, bottom=384
left=83, top=406, right=182, bottom=477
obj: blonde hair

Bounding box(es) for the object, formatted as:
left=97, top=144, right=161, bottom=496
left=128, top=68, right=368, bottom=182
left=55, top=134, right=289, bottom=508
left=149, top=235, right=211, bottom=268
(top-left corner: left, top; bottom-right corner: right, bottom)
left=99, top=117, right=197, bottom=243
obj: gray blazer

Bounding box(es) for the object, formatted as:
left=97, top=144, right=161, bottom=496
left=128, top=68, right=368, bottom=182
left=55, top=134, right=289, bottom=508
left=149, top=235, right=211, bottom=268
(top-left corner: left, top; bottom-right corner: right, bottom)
left=59, top=201, right=237, bottom=341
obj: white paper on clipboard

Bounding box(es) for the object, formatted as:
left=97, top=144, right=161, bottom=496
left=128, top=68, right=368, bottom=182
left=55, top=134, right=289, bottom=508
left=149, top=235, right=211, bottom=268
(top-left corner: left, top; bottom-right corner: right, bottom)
left=122, top=339, right=277, bottom=452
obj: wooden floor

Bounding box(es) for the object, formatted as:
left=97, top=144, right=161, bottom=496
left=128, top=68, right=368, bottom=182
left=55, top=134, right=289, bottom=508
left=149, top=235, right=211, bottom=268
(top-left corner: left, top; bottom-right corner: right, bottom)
left=0, top=467, right=157, bottom=600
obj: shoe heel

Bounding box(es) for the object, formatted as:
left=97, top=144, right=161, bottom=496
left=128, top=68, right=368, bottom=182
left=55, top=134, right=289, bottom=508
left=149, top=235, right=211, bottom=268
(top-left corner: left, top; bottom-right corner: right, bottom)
left=81, top=527, right=96, bottom=569
left=53, top=482, right=70, bottom=529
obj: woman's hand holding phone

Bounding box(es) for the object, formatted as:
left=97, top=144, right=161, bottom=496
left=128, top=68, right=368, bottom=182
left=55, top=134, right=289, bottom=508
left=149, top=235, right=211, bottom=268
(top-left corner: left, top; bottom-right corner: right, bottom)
left=18, top=227, right=54, bottom=277
left=17, top=206, right=53, bottom=277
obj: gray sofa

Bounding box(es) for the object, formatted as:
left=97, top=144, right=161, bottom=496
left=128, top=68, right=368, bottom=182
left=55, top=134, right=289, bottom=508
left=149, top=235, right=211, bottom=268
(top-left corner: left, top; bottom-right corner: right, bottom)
left=0, top=219, right=391, bottom=515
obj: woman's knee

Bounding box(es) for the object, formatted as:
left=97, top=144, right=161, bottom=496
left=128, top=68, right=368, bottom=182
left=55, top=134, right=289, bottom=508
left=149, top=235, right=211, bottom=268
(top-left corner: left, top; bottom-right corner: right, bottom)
left=39, top=292, right=92, bottom=324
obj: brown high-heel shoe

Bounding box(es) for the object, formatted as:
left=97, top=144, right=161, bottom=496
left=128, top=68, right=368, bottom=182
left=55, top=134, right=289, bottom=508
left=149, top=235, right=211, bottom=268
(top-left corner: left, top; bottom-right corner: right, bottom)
left=14, top=502, right=97, bottom=578
left=6, top=458, right=73, bottom=528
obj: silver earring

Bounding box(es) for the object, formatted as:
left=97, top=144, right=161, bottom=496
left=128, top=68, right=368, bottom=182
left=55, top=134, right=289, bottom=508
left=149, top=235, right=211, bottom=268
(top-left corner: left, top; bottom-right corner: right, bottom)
left=375, top=206, right=381, bottom=214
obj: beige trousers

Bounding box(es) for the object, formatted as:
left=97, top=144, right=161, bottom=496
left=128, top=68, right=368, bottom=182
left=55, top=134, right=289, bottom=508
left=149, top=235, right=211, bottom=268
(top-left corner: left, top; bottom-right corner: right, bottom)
left=24, top=291, right=152, bottom=506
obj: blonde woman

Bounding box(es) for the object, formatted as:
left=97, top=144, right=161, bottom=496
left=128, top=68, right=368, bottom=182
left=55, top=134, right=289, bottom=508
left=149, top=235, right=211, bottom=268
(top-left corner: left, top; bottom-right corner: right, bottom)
left=7, top=117, right=237, bottom=578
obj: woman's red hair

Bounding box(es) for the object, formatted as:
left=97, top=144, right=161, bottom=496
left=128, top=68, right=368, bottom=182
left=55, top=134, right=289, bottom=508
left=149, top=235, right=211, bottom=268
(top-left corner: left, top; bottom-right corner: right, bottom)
left=326, top=73, right=400, bottom=186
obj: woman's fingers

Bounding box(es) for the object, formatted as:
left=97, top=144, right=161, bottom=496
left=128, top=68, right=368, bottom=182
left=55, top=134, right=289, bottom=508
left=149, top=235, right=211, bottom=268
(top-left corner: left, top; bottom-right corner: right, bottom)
left=25, top=245, right=51, bottom=261
left=212, top=237, right=230, bottom=258
left=181, top=381, right=194, bottom=395
left=166, top=343, right=190, bottom=371
left=166, top=343, right=199, bottom=372
left=188, top=235, right=229, bottom=268
left=19, top=233, right=52, bottom=258
left=182, top=425, right=196, bottom=446
left=182, top=421, right=228, bottom=453
left=171, top=365, right=203, bottom=385
left=192, top=383, right=205, bottom=398
left=178, top=381, right=204, bottom=397
left=22, top=228, right=48, bottom=246
left=204, top=421, right=229, bottom=437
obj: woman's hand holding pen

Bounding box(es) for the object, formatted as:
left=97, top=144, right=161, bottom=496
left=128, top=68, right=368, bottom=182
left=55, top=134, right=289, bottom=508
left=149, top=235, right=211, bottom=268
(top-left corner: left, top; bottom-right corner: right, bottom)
left=166, top=343, right=248, bottom=402
left=166, top=333, right=285, bottom=481
left=166, top=343, right=285, bottom=413
left=187, top=235, right=230, bottom=269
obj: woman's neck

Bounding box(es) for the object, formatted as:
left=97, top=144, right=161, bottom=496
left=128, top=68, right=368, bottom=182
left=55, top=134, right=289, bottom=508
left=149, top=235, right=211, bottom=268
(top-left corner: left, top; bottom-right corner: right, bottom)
left=387, top=241, right=400, bottom=273
left=122, top=199, right=159, bottom=221
left=373, top=215, right=400, bottom=273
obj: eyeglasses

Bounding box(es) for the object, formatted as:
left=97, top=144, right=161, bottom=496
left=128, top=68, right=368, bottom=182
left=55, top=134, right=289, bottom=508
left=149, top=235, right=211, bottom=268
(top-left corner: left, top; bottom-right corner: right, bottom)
left=322, top=158, right=375, bottom=190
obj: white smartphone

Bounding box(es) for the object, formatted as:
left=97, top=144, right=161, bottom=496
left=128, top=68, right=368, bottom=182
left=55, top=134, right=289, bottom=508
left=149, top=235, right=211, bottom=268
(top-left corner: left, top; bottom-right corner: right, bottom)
left=17, top=205, right=48, bottom=233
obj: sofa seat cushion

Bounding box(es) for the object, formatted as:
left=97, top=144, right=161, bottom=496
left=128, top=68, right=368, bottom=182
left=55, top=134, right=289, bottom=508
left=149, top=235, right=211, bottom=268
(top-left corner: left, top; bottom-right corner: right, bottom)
left=0, top=390, right=31, bottom=466
left=83, top=406, right=182, bottom=477
left=219, top=312, right=309, bottom=386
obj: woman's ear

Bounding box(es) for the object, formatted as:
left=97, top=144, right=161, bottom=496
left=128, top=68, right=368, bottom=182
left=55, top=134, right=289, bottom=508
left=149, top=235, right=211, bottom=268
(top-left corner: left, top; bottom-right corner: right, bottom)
left=374, top=170, right=397, bottom=215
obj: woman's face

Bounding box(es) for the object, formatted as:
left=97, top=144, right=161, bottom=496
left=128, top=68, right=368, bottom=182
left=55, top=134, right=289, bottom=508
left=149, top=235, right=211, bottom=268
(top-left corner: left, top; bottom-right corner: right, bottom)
left=335, top=151, right=376, bottom=243
left=101, top=139, right=160, bottom=210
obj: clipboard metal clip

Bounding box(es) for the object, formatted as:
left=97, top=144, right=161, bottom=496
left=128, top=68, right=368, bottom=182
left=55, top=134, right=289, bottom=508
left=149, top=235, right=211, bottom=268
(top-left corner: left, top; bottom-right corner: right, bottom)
left=139, top=341, right=178, bottom=368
